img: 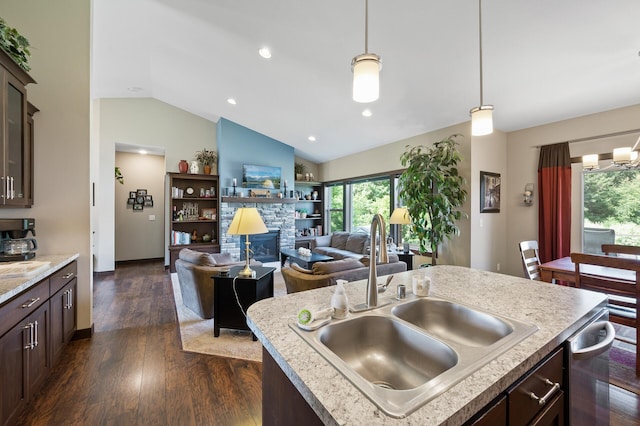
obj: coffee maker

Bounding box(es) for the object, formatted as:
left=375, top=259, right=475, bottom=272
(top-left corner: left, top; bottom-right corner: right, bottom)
left=0, top=218, right=37, bottom=262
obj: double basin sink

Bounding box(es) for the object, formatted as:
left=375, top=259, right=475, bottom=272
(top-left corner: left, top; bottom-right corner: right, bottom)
left=291, top=295, right=538, bottom=418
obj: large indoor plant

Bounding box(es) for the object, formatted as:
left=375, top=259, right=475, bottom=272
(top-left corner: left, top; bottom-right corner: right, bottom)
left=398, top=134, right=468, bottom=265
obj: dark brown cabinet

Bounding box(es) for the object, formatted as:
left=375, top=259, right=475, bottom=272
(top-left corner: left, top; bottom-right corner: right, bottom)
left=0, top=48, right=36, bottom=207
left=0, top=290, right=50, bottom=426
left=168, top=173, right=220, bottom=272
left=50, top=262, right=77, bottom=364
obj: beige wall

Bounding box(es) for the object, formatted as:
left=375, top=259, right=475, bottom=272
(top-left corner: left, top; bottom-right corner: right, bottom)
left=96, top=98, right=217, bottom=270
left=114, top=152, right=165, bottom=261
left=0, top=2, right=92, bottom=329
left=506, top=104, right=640, bottom=277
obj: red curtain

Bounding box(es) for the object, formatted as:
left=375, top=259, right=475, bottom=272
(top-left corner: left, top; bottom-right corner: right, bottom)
left=538, top=143, right=571, bottom=263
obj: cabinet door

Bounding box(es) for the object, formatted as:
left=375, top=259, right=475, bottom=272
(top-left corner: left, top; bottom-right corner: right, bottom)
left=2, top=72, right=29, bottom=206
left=0, top=316, right=28, bottom=426
left=51, top=278, right=77, bottom=363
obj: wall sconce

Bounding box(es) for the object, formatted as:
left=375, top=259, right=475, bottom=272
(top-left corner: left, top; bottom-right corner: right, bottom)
left=523, top=183, right=534, bottom=206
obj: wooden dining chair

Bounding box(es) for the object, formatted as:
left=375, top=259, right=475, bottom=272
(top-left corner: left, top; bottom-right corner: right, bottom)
left=519, top=240, right=542, bottom=280
left=570, top=252, right=640, bottom=375
left=602, top=244, right=640, bottom=259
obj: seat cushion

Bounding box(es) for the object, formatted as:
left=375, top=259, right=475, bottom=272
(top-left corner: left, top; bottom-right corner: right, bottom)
left=330, top=232, right=351, bottom=250
left=312, top=258, right=364, bottom=275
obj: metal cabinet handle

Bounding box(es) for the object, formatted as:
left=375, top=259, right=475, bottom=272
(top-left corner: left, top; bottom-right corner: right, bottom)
left=64, top=289, right=69, bottom=309
left=24, top=323, right=34, bottom=349
left=10, top=176, right=14, bottom=199
left=69, top=288, right=73, bottom=308
left=33, top=320, right=38, bottom=347
left=21, top=297, right=40, bottom=308
left=62, top=272, right=75, bottom=279
left=529, top=378, right=560, bottom=406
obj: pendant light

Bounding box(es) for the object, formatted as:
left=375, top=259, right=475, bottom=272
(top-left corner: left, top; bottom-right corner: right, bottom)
left=470, top=0, right=493, bottom=136
left=352, top=0, right=381, bottom=103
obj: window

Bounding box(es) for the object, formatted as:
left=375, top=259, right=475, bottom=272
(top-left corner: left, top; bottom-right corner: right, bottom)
left=327, top=184, right=344, bottom=233
left=583, top=168, right=640, bottom=253
left=350, top=178, right=391, bottom=233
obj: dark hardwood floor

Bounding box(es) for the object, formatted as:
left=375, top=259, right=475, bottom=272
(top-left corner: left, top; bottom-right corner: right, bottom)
left=16, top=260, right=262, bottom=426
left=13, top=260, right=640, bottom=425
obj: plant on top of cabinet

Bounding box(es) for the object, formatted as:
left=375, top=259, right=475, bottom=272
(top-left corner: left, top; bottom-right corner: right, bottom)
left=399, top=134, right=468, bottom=265
left=0, top=17, right=31, bottom=71
left=195, top=148, right=218, bottom=174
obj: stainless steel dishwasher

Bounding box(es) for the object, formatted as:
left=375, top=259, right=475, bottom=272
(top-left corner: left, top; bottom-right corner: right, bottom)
left=566, top=308, right=615, bottom=425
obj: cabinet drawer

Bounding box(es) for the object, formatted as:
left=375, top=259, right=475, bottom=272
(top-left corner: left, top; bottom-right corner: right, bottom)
left=508, top=347, right=564, bottom=426
left=0, top=278, right=49, bottom=337
left=50, top=261, right=77, bottom=295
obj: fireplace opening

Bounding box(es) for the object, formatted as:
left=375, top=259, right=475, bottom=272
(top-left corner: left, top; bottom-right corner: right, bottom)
left=240, top=229, right=280, bottom=263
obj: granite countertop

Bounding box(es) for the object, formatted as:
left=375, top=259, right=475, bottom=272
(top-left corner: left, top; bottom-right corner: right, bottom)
left=247, top=265, right=607, bottom=425
left=0, top=254, right=80, bottom=305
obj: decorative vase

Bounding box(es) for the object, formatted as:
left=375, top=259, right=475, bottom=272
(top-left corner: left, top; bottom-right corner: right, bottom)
left=203, top=164, right=211, bottom=175
left=178, top=160, right=189, bottom=174
left=189, top=161, right=200, bottom=174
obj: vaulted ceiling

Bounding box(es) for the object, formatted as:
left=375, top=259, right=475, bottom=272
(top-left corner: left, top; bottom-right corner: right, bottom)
left=92, top=0, right=640, bottom=162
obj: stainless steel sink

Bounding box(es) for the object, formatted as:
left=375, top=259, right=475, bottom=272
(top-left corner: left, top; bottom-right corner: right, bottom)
left=391, top=298, right=513, bottom=347
left=318, top=315, right=458, bottom=390
left=291, top=295, right=538, bottom=418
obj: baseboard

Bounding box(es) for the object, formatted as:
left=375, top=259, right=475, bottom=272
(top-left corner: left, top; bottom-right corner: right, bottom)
left=72, top=324, right=94, bottom=340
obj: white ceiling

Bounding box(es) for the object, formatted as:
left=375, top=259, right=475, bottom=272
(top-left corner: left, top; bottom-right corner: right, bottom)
left=92, top=0, right=640, bottom=163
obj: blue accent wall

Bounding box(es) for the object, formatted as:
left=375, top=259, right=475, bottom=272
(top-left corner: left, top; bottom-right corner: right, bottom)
left=217, top=118, right=295, bottom=196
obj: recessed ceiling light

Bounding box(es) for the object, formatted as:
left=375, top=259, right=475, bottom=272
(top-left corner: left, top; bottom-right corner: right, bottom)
left=259, top=47, right=272, bottom=59
left=362, top=109, right=373, bottom=117
left=139, top=149, right=147, bottom=155
left=308, top=136, right=317, bottom=142
left=227, top=98, right=237, bottom=105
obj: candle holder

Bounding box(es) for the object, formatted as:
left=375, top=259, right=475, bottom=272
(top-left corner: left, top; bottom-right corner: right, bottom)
left=283, top=182, right=288, bottom=198
left=232, top=182, right=237, bottom=197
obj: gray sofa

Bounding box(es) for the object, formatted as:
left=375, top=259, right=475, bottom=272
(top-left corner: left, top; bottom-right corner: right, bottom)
left=175, top=248, right=261, bottom=319
left=312, top=231, right=373, bottom=260
left=281, top=256, right=407, bottom=294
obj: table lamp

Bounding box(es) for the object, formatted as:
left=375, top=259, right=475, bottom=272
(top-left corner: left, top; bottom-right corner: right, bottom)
left=227, top=207, right=268, bottom=277
left=389, top=207, right=412, bottom=253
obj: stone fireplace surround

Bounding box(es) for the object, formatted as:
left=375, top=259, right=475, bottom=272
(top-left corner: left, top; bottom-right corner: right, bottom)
left=221, top=200, right=296, bottom=262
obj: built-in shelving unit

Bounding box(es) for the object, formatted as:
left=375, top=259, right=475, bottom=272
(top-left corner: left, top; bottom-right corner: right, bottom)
left=294, top=181, right=324, bottom=248
left=167, top=172, right=220, bottom=272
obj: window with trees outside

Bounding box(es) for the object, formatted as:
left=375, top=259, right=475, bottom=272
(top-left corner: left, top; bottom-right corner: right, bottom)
left=583, top=168, right=640, bottom=253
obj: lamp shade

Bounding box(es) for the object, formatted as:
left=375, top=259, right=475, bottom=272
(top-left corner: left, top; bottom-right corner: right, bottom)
left=352, top=53, right=381, bottom=103
left=389, top=207, right=411, bottom=225
left=613, top=147, right=632, bottom=164
left=582, top=154, right=599, bottom=169
left=470, top=105, right=494, bottom=136
left=227, top=207, right=268, bottom=236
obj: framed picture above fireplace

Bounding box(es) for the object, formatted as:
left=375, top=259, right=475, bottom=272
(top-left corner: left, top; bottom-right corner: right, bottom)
left=242, top=164, right=282, bottom=189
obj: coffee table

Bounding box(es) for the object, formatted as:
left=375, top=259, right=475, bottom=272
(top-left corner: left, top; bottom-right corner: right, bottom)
left=280, top=248, right=333, bottom=269
left=212, top=265, right=275, bottom=340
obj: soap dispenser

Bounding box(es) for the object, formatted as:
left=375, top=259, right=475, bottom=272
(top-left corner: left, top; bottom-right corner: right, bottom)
left=331, top=280, right=349, bottom=319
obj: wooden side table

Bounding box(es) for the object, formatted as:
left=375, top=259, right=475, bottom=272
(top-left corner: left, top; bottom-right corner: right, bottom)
left=212, top=265, right=275, bottom=340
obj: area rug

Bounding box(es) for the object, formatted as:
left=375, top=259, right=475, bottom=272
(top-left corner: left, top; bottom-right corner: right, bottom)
left=609, top=345, right=640, bottom=395
left=170, top=262, right=286, bottom=362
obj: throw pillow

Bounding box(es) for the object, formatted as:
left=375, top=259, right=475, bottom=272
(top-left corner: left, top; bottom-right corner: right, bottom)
left=345, top=233, right=368, bottom=254
left=211, top=252, right=233, bottom=265
left=330, top=232, right=351, bottom=250
left=290, top=263, right=312, bottom=274
left=178, top=248, right=217, bottom=266
left=312, top=258, right=364, bottom=275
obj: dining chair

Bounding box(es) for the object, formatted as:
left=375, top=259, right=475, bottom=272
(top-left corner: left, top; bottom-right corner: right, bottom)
left=519, top=240, right=542, bottom=280
left=570, top=252, right=640, bottom=374
left=601, top=244, right=640, bottom=259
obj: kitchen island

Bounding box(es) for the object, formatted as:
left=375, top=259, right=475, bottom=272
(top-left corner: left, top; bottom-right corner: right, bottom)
left=247, top=265, right=608, bottom=425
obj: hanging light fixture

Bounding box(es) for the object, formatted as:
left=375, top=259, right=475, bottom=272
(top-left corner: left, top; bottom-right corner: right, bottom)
left=352, top=0, right=381, bottom=103
left=470, top=0, right=493, bottom=136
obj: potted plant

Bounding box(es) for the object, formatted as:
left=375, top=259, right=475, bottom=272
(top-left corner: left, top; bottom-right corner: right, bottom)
left=195, top=149, right=218, bottom=175
left=398, top=134, right=468, bottom=265
left=294, top=162, right=307, bottom=181
left=0, top=18, right=31, bottom=71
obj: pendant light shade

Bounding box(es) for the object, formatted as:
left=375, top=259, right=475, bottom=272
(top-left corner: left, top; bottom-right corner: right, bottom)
left=352, top=53, right=381, bottom=103
left=471, top=105, right=494, bottom=136
left=470, top=0, right=493, bottom=136
left=352, top=0, right=381, bottom=103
